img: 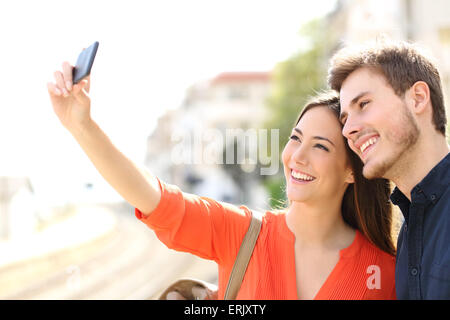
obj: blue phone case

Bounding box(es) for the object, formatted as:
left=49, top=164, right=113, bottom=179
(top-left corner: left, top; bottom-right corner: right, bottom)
left=72, top=41, right=99, bottom=84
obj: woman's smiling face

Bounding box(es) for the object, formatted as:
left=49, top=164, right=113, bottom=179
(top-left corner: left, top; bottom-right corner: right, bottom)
left=282, top=106, right=354, bottom=204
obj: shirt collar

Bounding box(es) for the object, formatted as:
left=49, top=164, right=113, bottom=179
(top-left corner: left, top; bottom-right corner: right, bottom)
left=413, top=151, right=450, bottom=204
left=390, top=186, right=411, bottom=222
left=390, top=151, right=450, bottom=217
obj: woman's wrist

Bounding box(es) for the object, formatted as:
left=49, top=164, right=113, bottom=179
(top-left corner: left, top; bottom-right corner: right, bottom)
left=68, top=117, right=96, bottom=140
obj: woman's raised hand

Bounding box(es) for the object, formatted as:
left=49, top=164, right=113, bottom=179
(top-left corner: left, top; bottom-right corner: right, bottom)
left=47, top=61, right=92, bottom=132
left=46, top=59, right=162, bottom=216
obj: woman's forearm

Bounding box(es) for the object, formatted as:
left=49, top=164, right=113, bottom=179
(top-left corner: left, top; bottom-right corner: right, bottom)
left=70, top=119, right=161, bottom=217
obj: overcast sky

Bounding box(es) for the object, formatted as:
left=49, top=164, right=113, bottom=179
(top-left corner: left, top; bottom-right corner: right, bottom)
left=0, top=0, right=337, bottom=203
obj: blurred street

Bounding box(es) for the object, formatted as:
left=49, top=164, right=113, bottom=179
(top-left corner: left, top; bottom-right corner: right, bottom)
left=0, top=202, right=217, bottom=299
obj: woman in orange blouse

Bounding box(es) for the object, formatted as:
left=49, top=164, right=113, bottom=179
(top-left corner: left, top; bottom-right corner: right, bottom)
left=48, top=64, right=397, bottom=299
left=134, top=92, right=397, bottom=300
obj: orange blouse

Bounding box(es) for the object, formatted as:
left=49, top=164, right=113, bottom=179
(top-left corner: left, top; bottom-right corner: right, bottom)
left=135, top=177, right=396, bottom=300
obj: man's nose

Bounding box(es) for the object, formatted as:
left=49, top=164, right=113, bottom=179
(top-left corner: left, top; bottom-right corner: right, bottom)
left=342, top=116, right=362, bottom=142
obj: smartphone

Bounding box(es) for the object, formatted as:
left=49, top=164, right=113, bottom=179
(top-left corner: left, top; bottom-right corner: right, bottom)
left=72, top=41, right=99, bottom=84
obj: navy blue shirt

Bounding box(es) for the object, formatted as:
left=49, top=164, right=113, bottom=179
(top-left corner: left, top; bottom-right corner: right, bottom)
left=390, top=151, right=450, bottom=299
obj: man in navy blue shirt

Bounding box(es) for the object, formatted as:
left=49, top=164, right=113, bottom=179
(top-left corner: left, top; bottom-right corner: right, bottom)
left=328, top=40, right=450, bottom=299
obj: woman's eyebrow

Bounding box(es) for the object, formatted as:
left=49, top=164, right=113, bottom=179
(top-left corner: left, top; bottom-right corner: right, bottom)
left=293, top=128, right=335, bottom=147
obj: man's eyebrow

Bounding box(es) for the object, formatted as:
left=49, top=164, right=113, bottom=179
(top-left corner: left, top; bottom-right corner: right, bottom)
left=339, top=91, right=371, bottom=124
left=293, top=128, right=335, bottom=147
left=350, top=91, right=371, bottom=106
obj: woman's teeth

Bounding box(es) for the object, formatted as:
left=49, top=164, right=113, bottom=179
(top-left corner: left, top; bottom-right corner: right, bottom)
left=291, top=170, right=315, bottom=181
left=360, top=137, right=378, bottom=154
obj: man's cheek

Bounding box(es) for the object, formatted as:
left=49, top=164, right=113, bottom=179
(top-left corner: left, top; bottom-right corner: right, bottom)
left=347, top=139, right=359, bottom=155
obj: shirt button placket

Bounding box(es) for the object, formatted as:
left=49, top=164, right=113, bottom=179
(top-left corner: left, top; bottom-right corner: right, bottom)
left=407, top=201, right=424, bottom=299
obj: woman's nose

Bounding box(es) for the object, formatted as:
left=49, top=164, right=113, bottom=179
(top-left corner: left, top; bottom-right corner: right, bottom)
left=292, top=145, right=308, bottom=165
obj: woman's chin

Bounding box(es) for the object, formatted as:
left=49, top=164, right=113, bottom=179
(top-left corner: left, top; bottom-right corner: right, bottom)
left=286, top=192, right=310, bottom=203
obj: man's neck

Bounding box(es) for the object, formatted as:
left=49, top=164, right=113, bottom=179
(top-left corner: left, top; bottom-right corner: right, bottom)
left=389, top=135, right=449, bottom=201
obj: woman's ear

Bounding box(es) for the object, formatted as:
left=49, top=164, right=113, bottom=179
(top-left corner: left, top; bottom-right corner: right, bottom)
left=345, top=169, right=355, bottom=184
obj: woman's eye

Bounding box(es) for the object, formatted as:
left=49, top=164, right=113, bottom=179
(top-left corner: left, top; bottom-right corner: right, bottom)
left=315, top=144, right=329, bottom=152
left=289, top=135, right=300, bottom=142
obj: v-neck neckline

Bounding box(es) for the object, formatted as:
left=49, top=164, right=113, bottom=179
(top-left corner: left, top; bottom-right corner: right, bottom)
left=282, top=215, right=361, bottom=300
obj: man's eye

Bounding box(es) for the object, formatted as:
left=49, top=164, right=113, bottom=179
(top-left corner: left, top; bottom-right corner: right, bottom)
left=359, top=101, right=370, bottom=108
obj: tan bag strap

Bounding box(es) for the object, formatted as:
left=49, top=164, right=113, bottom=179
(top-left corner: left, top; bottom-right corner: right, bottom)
left=224, top=210, right=262, bottom=300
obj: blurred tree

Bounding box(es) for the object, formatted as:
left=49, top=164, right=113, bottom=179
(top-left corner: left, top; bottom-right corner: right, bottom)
left=262, top=18, right=333, bottom=209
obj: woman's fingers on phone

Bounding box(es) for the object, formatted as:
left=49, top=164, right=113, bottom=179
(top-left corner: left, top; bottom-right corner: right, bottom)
left=62, top=61, right=73, bottom=91
left=84, top=75, right=91, bottom=93
left=47, top=82, right=62, bottom=96
left=73, top=79, right=86, bottom=94
left=74, top=76, right=91, bottom=93
left=72, top=79, right=90, bottom=105
left=53, top=71, right=69, bottom=97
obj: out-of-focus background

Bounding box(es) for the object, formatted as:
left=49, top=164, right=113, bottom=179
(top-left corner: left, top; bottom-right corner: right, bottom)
left=0, top=0, right=449, bottom=299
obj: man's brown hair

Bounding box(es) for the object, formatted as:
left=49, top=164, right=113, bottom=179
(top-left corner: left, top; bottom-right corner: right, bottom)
left=327, top=39, right=447, bottom=135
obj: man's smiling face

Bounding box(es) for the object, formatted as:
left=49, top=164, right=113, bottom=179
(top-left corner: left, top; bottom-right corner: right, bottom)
left=339, top=67, right=420, bottom=180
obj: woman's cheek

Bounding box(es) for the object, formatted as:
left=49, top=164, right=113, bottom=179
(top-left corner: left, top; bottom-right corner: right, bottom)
left=281, top=144, right=291, bottom=165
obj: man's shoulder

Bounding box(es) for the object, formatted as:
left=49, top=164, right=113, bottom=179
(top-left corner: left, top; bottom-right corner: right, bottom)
left=434, top=182, right=450, bottom=210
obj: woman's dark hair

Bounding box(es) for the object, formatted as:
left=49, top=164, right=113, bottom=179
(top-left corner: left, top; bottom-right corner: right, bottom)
left=290, top=91, right=397, bottom=256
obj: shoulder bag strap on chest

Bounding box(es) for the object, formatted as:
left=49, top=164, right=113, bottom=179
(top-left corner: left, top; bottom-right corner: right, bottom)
left=224, top=209, right=263, bottom=300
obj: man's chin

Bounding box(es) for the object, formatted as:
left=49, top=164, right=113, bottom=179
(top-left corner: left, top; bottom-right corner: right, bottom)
left=362, top=159, right=390, bottom=180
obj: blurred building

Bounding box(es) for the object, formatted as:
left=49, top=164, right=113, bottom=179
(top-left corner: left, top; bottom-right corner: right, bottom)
left=328, top=0, right=450, bottom=108
left=144, top=72, right=272, bottom=209
left=0, top=177, right=37, bottom=240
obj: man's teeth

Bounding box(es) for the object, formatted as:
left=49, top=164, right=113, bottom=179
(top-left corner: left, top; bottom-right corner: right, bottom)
left=291, top=170, right=315, bottom=181
left=360, top=137, right=378, bottom=154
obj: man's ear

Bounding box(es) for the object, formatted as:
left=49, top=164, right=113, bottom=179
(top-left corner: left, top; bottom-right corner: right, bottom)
left=408, top=81, right=430, bottom=115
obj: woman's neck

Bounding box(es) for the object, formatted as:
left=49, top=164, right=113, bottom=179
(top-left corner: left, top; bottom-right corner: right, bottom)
left=285, top=200, right=354, bottom=251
